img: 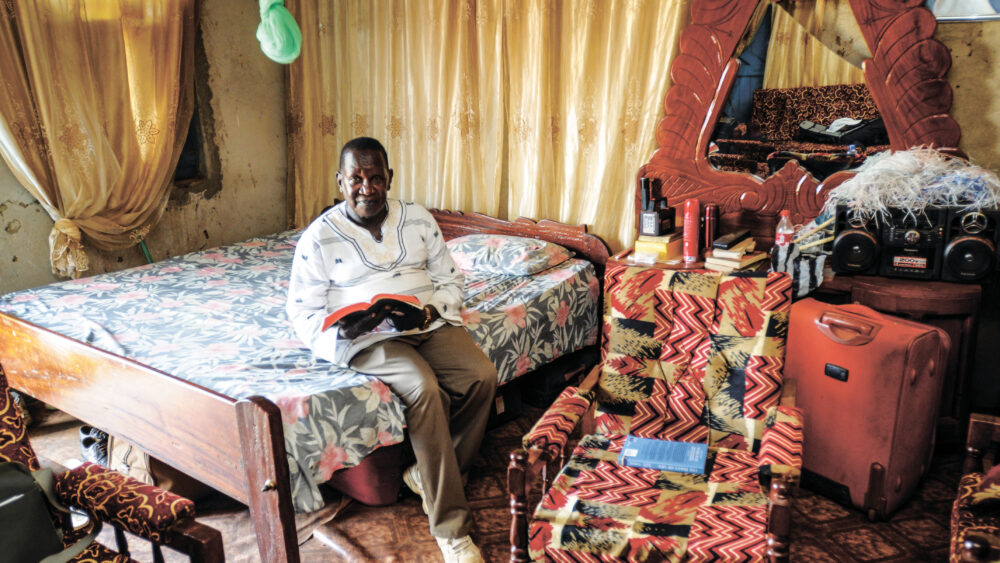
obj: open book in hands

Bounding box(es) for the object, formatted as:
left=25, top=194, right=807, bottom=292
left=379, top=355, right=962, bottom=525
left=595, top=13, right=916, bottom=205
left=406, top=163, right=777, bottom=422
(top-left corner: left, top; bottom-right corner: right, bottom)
left=321, top=293, right=425, bottom=333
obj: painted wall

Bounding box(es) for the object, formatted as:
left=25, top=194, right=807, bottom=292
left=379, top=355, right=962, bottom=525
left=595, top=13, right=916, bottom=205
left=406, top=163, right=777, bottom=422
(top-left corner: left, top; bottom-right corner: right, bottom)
left=0, top=0, right=287, bottom=295
left=936, top=21, right=1000, bottom=412
left=938, top=21, right=1000, bottom=168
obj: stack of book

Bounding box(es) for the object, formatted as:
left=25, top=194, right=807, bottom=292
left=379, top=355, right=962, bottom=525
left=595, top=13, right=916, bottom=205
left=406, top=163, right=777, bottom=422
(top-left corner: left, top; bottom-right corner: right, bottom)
left=704, top=232, right=767, bottom=273
left=633, top=232, right=682, bottom=262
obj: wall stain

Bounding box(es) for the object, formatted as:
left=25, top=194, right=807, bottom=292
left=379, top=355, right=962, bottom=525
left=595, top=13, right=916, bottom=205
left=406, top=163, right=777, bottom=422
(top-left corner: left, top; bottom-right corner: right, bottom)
left=1, top=200, right=38, bottom=209
left=5, top=220, right=21, bottom=234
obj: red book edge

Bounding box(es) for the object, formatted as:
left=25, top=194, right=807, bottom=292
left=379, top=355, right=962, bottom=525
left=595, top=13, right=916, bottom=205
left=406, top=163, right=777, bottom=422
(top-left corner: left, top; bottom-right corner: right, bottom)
left=321, top=293, right=422, bottom=332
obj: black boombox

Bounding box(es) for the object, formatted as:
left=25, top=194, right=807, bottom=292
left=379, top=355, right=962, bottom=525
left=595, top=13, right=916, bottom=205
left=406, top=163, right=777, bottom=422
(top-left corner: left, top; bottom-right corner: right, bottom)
left=832, top=205, right=1000, bottom=282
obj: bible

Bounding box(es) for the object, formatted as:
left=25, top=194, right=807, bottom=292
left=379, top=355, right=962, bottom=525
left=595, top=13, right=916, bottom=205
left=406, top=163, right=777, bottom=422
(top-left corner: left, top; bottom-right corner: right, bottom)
left=618, top=435, right=708, bottom=474
left=321, top=293, right=424, bottom=332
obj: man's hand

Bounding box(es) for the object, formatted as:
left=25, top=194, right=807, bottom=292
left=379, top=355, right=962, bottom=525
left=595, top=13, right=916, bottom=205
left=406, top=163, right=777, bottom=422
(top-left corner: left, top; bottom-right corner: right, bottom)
left=338, top=306, right=391, bottom=339
left=421, top=305, right=440, bottom=330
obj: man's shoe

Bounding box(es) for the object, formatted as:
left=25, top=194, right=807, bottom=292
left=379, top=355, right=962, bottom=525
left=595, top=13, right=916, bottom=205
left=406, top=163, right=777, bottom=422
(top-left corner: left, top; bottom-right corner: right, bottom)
left=403, top=464, right=429, bottom=514
left=435, top=535, right=484, bottom=563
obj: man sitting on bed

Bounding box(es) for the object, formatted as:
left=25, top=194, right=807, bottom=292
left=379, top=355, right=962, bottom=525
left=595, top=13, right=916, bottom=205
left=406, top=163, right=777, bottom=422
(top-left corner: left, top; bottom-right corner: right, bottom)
left=286, top=136, right=495, bottom=563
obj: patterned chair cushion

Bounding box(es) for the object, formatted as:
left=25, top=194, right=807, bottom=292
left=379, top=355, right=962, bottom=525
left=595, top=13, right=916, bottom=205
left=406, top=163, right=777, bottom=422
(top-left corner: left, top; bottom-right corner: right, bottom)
left=64, top=527, right=138, bottom=563
left=968, top=464, right=1000, bottom=508
left=529, top=433, right=768, bottom=562
left=597, top=266, right=715, bottom=440
left=0, top=364, right=40, bottom=470
left=597, top=266, right=792, bottom=450
left=523, top=386, right=594, bottom=456
left=951, top=472, right=1000, bottom=563
left=757, top=405, right=805, bottom=483
left=56, top=462, right=195, bottom=542
left=526, top=268, right=797, bottom=561
left=703, top=273, right=792, bottom=449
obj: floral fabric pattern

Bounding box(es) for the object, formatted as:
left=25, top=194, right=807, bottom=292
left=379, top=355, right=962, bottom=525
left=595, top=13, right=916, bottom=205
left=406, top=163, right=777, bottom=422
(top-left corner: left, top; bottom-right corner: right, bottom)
left=56, top=462, right=195, bottom=542
left=65, top=534, right=136, bottom=563
left=951, top=472, right=1000, bottom=563
left=446, top=234, right=573, bottom=276
left=462, top=258, right=599, bottom=386
left=1, top=370, right=169, bottom=562
left=0, top=229, right=598, bottom=511
left=0, top=364, right=39, bottom=470
left=750, top=83, right=880, bottom=142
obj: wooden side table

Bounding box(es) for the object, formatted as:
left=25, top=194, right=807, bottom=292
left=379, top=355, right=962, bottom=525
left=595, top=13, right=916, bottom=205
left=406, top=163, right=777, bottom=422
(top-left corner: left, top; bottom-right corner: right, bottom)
left=611, top=249, right=711, bottom=271
left=815, top=275, right=982, bottom=447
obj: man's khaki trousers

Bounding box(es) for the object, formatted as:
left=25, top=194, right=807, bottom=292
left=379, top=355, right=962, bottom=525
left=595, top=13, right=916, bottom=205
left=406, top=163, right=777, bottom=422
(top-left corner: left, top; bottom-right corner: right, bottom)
left=349, top=324, right=497, bottom=538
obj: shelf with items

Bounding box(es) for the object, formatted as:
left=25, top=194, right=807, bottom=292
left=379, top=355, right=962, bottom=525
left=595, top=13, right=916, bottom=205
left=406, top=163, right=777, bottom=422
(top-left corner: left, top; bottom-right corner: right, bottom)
left=613, top=249, right=705, bottom=271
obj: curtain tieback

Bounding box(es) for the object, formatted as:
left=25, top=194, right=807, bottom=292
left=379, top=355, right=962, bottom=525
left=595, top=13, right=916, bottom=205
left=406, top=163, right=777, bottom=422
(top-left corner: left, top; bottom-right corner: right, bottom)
left=49, top=218, right=90, bottom=279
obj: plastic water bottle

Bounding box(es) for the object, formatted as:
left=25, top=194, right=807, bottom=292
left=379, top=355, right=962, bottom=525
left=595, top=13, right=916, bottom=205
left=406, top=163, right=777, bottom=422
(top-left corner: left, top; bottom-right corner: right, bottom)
left=775, top=210, right=795, bottom=247
left=771, top=210, right=795, bottom=271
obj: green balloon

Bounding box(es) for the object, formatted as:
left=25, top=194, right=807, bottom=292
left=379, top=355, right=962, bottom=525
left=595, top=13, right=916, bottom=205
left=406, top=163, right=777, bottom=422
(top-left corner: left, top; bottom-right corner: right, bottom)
left=257, top=0, right=301, bottom=64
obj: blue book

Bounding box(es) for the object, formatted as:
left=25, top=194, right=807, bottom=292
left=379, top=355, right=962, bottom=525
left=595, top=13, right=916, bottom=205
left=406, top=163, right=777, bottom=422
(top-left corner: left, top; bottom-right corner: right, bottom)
left=618, top=435, right=708, bottom=474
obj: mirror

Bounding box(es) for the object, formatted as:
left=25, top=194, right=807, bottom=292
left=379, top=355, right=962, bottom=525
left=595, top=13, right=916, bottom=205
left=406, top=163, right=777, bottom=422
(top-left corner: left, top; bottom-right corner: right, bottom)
left=706, top=1, right=889, bottom=182
left=637, top=0, right=962, bottom=244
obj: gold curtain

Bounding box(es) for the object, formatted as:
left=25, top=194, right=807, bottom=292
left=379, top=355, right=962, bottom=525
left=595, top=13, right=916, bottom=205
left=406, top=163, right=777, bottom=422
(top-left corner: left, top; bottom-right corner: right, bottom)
left=287, top=0, right=689, bottom=251
left=504, top=0, right=689, bottom=250
left=763, top=1, right=866, bottom=89
left=0, top=0, right=194, bottom=277
left=287, top=0, right=505, bottom=228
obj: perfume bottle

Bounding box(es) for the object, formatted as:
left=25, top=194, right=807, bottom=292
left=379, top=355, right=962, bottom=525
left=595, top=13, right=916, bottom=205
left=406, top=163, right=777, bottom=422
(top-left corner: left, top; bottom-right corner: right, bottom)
left=638, top=177, right=675, bottom=236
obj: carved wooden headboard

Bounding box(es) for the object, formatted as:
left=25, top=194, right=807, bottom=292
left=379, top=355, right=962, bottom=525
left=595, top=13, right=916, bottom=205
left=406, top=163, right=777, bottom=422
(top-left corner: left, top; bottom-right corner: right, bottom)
left=636, top=0, right=962, bottom=246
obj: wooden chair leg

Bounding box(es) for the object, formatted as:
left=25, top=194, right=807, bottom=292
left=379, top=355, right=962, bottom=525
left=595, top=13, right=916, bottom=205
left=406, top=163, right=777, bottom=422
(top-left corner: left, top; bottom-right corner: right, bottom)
left=160, top=518, right=225, bottom=563
left=963, top=413, right=999, bottom=474
left=766, top=477, right=792, bottom=563
left=508, top=450, right=530, bottom=563
left=114, top=526, right=130, bottom=557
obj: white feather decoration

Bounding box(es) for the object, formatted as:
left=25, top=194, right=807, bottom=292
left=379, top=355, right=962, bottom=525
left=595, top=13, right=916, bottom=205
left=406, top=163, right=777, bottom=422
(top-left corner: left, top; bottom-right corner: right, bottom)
left=822, top=148, right=1000, bottom=226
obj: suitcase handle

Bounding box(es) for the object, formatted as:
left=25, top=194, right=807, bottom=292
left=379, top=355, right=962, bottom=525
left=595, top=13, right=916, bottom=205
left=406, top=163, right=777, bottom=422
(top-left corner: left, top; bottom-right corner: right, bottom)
left=815, top=311, right=879, bottom=346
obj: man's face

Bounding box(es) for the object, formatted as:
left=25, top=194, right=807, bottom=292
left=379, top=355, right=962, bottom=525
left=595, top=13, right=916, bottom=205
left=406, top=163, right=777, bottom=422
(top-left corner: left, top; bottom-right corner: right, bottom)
left=337, top=149, right=393, bottom=226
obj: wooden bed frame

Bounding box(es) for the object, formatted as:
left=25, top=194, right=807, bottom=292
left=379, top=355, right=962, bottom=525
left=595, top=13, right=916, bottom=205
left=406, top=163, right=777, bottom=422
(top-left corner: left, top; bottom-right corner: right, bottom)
left=0, top=210, right=609, bottom=562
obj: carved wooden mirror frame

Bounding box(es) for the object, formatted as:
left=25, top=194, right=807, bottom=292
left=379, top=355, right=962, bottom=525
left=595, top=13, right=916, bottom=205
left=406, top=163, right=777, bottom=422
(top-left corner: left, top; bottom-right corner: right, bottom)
left=636, top=0, right=963, bottom=245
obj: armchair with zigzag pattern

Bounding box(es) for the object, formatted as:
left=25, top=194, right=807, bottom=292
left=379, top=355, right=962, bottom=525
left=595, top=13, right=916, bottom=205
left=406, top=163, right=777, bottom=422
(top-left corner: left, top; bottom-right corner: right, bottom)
left=508, top=264, right=804, bottom=562
left=0, top=363, right=223, bottom=563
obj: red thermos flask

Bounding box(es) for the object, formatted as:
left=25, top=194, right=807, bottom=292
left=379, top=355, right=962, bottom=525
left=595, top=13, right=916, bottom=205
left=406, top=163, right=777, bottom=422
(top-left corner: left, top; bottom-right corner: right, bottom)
left=703, top=204, right=718, bottom=250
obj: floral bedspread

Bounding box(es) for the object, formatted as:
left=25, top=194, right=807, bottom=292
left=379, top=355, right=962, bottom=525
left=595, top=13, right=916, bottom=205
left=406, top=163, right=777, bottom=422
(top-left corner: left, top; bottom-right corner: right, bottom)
left=0, top=229, right=598, bottom=511
left=462, top=261, right=599, bottom=385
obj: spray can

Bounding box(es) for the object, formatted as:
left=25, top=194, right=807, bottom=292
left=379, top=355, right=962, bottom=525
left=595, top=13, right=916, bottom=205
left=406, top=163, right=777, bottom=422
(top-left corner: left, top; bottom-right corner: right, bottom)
left=683, top=199, right=700, bottom=262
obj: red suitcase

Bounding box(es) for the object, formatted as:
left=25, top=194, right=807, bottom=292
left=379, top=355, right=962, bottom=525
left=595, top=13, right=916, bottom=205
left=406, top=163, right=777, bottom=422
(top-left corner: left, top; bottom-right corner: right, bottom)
left=785, top=298, right=950, bottom=520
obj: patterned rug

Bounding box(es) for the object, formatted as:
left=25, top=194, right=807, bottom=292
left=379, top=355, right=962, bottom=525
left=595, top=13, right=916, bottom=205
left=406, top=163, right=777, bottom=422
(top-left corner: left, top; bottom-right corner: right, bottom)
left=30, top=405, right=959, bottom=562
